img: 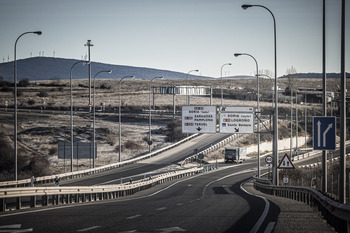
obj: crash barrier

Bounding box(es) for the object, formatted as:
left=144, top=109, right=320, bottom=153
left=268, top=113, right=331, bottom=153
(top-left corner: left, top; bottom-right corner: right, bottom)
left=0, top=133, right=200, bottom=188
left=253, top=177, right=350, bottom=233
left=0, top=165, right=218, bottom=212
left=181, top=120, right=270, bottom=166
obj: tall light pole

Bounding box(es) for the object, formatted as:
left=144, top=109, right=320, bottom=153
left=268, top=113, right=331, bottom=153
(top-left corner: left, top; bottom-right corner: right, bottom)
left=234, top=53, right=261, bottom=177
left=118, top=76, right=135, bottom=162
left=70, top=60, right=89, bottom=172
left=14, top=31, right=42, bottom=181
left=186, top=69, right=199, bottom=105
left=220, top=63, right=232, bottom=106
left=85, top=40, right=93, bottom=112
left=242, top=4, right=278, bottom=185
left=149, top=76, right=164, bottom=153
left=93, top=70, right=112, bottom=168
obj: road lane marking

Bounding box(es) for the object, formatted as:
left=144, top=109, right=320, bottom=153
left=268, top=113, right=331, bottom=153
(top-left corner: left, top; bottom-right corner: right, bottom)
left=240, top=179, right=270, bottom=233
left=77, top=226, right=101, bottom=232
left=126, top=215, right=141, bottom=220
left=0, top=225, right=21, bottom=229
left=155, top=227, right=186, bottom=232
left=156, top=207, right=167, bottom=211
left=264, top=222, right=275, bottom=233
left=0, top=166, right=231, bottom=218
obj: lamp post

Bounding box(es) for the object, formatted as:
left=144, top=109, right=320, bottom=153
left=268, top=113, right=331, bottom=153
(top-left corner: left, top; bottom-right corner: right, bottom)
left=186, top=69, right=199, bottom=105
left=14, top=31, right=42, bottom=181
left=118, top=76, right=135, bottom=162
left=234, top=53, right=261, bottom=177
left=70, top=60, right=89, bottom=172
left=93, top=70, right=112, bottom=168
left=220, top=63, right=232, bottom=106
left=149, top=76, right=164, bottom=153
left=242, top=4, right=278, bottom=185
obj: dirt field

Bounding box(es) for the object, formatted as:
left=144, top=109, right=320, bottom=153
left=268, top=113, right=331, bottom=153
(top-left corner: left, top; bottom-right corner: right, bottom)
left=0, top=78, right=337, bottom=176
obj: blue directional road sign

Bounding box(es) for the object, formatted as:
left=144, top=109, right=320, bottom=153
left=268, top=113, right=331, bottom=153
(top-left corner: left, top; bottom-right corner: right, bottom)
left=313, top=116, right=336, bottom=150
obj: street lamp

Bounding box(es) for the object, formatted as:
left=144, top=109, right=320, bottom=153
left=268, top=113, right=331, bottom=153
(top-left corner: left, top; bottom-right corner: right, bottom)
left=118, top=76, right=135, bottom=162
left=93, top=70, right=112, bottom=168
left=234, top=53, right=260, bottom=177
left=186, top=69, right=199, bottom=105
left=149, top=76, right=164, bottom=153
left=220, top=63, right=232, bottom=106
left=14, top=31, right=42, bottom=181
left=242, top=4, right=278, bottom=185
left=70, top=60, right=89, bottom=172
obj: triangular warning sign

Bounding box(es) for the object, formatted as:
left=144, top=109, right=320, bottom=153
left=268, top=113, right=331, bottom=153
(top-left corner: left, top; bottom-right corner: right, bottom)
left=277, top=153, right=295, bottom=169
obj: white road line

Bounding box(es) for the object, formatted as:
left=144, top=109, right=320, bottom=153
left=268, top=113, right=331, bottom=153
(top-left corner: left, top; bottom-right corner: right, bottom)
left=240, top=179, right=270, bottom=233
left=264, top=222, right=275, bottom=233
left=126, top=214, right=141, bottom=220
left=0, top=225, right=21, bottom=229
left=77, top=226, right=101, bottom=232
left=156, top=207, right=167, bottom=211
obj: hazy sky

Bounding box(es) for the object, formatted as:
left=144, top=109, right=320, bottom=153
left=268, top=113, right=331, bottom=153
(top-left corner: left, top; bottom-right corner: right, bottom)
left=0, top=0, right=349, bottom=78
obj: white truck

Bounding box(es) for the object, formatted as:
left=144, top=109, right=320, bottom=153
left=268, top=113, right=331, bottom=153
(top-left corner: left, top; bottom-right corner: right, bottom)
left=224, top=147, right=247, bottom=163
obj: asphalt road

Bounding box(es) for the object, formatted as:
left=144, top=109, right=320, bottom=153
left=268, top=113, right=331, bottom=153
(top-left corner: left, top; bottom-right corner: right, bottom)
left=60, top=133, right=232, bottom=186
left=0, top=162, right=270, bottom=233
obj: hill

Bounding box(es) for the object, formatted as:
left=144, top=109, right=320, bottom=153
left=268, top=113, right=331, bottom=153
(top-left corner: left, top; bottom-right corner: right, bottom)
left=0, top=57, right=214, bottom=81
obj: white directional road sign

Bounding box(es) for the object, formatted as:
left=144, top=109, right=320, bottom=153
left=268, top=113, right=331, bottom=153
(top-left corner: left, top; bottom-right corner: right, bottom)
left=182, top=106, right=216, bottom=134
left=219, top=106, right=254, bottom=134
left=313, top=116, right=336, bottom=150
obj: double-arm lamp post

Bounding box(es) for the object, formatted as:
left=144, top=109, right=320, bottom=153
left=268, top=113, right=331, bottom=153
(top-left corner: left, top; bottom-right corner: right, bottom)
left=186, top=70, right=199, bottom=105
left=149, top=76, right=164, bottom=153
left=70, top=60, right=89, bottom=172
left=93, top=70, right=112, bottom=168
left=220, top=63, right=232, bottom=106
left=242, top=4, right=278, bottom=185
left=118, top=76, right=135, bottom=162
left=14, top=31, right=42, bottom=181
left=234, top=53, right=261, bottom=178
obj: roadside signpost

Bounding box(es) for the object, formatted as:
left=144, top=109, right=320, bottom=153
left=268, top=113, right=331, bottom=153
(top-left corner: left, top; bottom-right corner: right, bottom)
left=313, top=116, right=336, bottom=150
left=181, top=106, right=216, bottom=134
left=219, top=106, right=254, bottom=134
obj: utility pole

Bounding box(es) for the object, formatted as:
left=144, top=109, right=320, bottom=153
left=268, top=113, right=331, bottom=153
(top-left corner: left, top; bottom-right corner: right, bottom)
left=85, top=40, right=93, bottom=112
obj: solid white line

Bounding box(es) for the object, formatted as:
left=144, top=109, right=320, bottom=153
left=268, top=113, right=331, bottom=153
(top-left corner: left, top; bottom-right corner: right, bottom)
left=156, top=207, right=167, bottom=211
left=264, top=222, right=275, bottom=233
left=77, top=226, right=101, bottom=232
left=240, top=179, right=270, bottom=233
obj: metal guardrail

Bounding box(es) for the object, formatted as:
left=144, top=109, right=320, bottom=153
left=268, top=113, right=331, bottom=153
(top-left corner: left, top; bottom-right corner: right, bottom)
left=0, top=133, right=200, bottom=188
left=253, top=177, right=350, bottom=233
left=0, top=165, right=219, bottom=212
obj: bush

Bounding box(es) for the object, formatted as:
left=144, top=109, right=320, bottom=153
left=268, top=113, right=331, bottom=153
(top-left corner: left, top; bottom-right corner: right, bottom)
left=37, top=91, right=49, bottom=97
left=49, top=147, right=57, bottom=155
left=100, top=83, right=111, bottom=89
left=166, top=120, right=185, bottom=142
left=23, top=155, right=50, bottom=177
left=18, top=78, right=30, bottom=87
left=27, top=99, right=36, bottom=106
left=124, top=140, right=142, bottom=150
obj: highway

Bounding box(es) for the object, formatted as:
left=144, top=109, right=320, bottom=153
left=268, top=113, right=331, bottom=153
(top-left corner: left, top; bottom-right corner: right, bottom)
left=0, top=162, right=269, bottom=232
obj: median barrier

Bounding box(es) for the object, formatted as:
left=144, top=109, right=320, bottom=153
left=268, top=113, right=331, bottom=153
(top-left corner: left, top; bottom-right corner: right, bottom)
left=253, top=177, right=350, bottom=233
left=0, top=165, right=218, bottom=212
left=0, top=133, right=200, bottom=188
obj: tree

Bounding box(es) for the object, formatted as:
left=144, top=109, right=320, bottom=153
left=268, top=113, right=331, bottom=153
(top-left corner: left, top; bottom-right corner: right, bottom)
left=285, top=66, right=298, bottom=95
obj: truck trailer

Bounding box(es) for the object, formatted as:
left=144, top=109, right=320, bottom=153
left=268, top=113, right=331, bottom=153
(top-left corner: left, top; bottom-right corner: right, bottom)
left=224, top=147, right=247, bottom=163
